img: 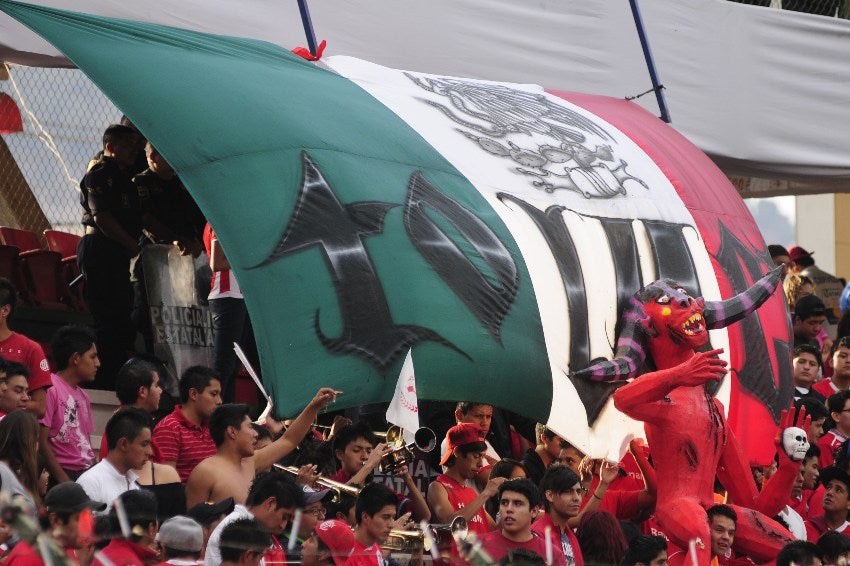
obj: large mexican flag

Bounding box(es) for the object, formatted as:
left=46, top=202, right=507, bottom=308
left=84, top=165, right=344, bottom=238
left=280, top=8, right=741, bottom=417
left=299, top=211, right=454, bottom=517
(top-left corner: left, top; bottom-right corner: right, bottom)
left=0, top=1, right=792, bottom=461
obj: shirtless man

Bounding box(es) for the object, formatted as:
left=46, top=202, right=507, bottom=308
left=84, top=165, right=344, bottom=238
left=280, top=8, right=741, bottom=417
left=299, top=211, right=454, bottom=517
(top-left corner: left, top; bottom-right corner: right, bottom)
left=185, top=388, right=338, bottom=507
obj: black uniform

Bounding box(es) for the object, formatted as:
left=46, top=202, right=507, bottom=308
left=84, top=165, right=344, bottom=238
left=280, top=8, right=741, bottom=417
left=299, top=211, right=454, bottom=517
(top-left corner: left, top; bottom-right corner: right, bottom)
left=78, top=155, right=143, bottom=387
left=134, top=168, right=204, bottom=245
left=130, top=168, right=205, bottom=351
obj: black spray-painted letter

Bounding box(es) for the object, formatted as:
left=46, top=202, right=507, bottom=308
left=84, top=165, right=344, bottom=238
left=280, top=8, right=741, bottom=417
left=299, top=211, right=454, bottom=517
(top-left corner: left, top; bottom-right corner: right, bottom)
left=251, top=151, right=466, bottom=372
left=404, top=172, right=518, bottom=343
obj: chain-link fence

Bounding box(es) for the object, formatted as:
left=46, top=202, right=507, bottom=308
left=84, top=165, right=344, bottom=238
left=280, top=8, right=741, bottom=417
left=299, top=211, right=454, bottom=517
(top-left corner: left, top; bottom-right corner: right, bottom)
left=0, top=65, right=121, bottom=240
left=729, top=0, right=850, bottom=17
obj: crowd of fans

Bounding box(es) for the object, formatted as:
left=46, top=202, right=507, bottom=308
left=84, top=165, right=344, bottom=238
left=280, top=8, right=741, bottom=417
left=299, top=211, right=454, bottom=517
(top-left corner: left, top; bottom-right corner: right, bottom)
left=2, top=126, right=850, bottom=565
left=0, top=295, right=844, bottom=566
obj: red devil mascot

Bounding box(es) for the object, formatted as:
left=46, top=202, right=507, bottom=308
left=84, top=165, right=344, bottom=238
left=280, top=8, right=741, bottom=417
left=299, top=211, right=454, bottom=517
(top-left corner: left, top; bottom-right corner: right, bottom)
left=575, top=266, right=808, bottom=565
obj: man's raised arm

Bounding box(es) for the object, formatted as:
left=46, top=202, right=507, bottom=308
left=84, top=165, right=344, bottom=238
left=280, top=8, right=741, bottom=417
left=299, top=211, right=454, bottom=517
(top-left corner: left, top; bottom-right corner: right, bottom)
left=253, top=387, right=339, bottom=471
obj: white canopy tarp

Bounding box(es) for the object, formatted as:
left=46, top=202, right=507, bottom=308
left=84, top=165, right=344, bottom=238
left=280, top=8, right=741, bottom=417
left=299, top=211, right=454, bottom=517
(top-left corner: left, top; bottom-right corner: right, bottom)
left=1, top=0, right=849, bottom=190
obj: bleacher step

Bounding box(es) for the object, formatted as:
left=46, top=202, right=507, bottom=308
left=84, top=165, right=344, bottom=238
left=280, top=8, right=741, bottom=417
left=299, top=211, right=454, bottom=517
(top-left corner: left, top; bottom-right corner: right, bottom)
left=87, top=388, right=119, bottom=459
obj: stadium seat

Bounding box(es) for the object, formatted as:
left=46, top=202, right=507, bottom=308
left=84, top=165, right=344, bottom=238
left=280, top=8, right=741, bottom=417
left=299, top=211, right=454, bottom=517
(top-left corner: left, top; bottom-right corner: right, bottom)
left=0, top=227, right=70, bottom=310
left=43, top=229, right=81, bottom=262
left=44, top=230, right=86, bottom=311
left=0, top=244, right=21, bottom=286
left=0, top=226, right=43, bottom=254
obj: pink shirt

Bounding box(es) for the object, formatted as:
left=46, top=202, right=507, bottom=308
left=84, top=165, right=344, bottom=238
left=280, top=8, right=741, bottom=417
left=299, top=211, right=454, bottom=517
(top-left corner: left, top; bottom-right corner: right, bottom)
left=39, top=373, right=94, bottom=471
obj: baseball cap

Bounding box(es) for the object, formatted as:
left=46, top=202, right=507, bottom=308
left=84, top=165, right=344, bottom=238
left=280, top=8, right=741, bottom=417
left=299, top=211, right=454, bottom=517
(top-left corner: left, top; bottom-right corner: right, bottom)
left=44, top=482, right=107, bottom=513
left=314, top=519, right=355, bottom=566
left=185, top=497, right=235, bottom=527
left=302, top=485, right=333, bottom=505
left=156, top=516, right=203, bottom=553
left=440, top=423, right=487, bottom=466
left=795, top=294, right=826, bottom=320
left=788, top=246, right=814, bottom=263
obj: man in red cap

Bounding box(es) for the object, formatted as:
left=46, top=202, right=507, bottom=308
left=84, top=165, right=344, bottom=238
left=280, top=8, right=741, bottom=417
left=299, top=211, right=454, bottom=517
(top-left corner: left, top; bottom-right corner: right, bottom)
left=301, top=519, right=355, bottom=566
left=427, top=423, right=504, bottom=537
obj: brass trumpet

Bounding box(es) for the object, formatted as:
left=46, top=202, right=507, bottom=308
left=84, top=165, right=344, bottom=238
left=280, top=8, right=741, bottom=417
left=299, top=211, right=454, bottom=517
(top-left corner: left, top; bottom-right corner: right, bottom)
left=377, top=426, right=437, bottom=474
left=273, top=464, right=361, bottom=503
left=383, top=516, right=467, bottom=553
left=384, top=529, right=432, bottom=552
left=432, top=516, right=468, bottom=542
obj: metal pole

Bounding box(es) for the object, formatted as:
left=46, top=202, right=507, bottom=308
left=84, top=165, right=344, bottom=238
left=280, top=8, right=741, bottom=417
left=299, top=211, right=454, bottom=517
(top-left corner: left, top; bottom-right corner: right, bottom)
left=296, top=0, right=318, bottom=57
left=628, top=0, right=671, bottom=123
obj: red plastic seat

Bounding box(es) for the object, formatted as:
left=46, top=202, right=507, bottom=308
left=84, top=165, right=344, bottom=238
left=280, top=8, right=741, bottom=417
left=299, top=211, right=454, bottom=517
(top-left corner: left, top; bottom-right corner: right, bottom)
left=0, top=226, right=43, bottom=254
left=21, top=254, right=71, bottom=310
left=0, top=245, right=20, bottom=285
left=43, top=230, right=85, bottom=309
left=0, top=227, right=69, bottom=310
left=43, top=229, right=81, bottom=262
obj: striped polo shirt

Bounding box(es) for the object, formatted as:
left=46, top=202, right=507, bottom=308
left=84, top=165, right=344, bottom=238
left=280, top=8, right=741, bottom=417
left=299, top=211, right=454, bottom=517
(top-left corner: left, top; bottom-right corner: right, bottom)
left=152, top=405, right=216, bottom=483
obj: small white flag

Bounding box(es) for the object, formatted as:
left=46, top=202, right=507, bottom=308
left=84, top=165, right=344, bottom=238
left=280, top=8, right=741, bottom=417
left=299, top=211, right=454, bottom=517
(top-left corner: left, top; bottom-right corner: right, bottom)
left=386, top=349, right=419, bottom=445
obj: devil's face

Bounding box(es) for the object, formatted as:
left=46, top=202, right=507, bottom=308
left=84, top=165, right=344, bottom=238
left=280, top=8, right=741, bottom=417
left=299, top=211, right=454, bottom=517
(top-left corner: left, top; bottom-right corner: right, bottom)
left=642, top=281, right=709, bottom=350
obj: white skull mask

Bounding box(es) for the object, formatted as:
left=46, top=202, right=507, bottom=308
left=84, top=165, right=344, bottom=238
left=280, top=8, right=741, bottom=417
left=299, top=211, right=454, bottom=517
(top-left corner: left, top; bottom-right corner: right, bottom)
left=781, top=427, right=809, bottom=461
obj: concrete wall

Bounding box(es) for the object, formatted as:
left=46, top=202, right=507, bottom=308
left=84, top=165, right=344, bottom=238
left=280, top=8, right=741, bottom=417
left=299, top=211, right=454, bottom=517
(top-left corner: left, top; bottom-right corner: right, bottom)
left=796, top=193, right=837, bottom=276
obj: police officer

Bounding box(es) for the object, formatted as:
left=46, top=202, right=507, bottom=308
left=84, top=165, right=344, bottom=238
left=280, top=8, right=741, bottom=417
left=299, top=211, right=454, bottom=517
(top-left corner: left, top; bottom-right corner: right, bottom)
left=78, top=123, right=144, bottom=388
left=134, top=142, right=204, bottom=256
left=131, top=142, right=205, bottom=351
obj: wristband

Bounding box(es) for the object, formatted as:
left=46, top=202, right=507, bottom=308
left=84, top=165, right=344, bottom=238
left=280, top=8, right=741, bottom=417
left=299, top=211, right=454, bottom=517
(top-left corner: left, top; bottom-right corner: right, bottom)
left=592, top=492, right=603, bottom=501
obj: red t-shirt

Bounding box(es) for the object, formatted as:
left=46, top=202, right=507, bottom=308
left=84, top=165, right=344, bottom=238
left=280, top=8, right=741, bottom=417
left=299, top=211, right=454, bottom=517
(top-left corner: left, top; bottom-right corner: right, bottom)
left=331, top=468, right=409, bottom=508
left=4, top=541, right=46, bottom=566
left=4, top=541, right=79, bottom=566
left=472, top=530, right=567, bottom=566
left=812, top=379, right=839, bottom=399
left=151, top=405, right=215, bottom=483
left=93, top=539, right=158, bottom=566
left=346, top=540, right=384, bottom=566
left=817, top=429, right=848, bottom=469
left=790, top=488, right=820, bottom=521
left=332, top=468, right=353, bottom=483
left=0, top=332, right=52, bottom=392
left=532, top=512, right=584, bottom=566
left=264, top=535, right=286, bottom=566
left=600, top=490, right=641, bottom=522
left=805, top=516, right=850, bottom=541
left=807, top=485, right=826, bottom=519
left=434, top=473, right=490, bottom=535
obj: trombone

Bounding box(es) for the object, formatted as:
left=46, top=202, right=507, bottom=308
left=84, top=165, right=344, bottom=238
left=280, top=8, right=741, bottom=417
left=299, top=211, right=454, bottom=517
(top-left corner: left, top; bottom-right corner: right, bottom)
left=273, top=464, right=361, bottom=503
left=376, top=426, right=437, bottom=474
